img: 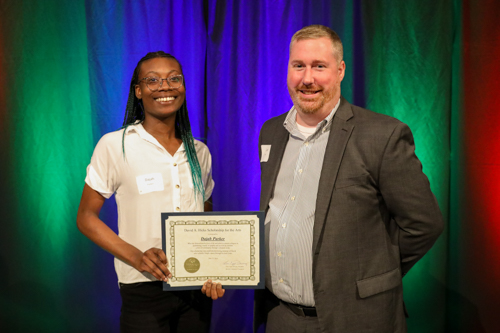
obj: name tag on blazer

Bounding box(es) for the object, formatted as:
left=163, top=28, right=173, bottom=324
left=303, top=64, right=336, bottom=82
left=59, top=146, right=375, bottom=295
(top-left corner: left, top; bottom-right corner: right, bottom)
left=260, top=145, right=271, bottom=162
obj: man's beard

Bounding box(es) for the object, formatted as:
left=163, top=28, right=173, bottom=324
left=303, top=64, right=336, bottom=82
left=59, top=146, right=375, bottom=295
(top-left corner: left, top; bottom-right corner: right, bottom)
left=290, top=85, right=334, bottom=114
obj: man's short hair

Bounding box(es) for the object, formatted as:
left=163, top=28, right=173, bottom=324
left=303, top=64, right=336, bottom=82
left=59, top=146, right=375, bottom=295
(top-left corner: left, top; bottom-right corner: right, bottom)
left=290, top=25, right=343, bottom=63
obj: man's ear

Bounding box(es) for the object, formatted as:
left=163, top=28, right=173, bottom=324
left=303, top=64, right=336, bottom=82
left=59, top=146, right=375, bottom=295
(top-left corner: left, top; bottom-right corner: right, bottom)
left=135, top=85, right=142, bottom=99
left=338, top=60, right=346, bottom=81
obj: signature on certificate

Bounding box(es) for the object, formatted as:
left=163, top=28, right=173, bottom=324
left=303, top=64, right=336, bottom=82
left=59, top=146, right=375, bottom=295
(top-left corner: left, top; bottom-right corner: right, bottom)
left=223, top=260, right=248, bottom=266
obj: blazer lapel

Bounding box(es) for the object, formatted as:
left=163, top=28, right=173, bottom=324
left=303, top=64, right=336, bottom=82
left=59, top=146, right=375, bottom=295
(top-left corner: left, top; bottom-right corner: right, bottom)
left=260, top=115, right=289, bottom=211
left=312, top=98, right=354, bottom=254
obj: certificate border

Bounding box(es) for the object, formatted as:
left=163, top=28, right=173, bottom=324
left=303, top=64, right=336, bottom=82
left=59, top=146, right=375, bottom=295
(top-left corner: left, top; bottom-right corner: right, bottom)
left=161, top=211, right=265, bottom=291
left=170, top=220, right=255, bottom=281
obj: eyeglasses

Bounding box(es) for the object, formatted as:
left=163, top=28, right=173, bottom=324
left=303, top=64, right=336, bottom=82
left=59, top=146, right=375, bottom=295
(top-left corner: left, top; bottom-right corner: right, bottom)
left=139, top=74, right=184, bottom=91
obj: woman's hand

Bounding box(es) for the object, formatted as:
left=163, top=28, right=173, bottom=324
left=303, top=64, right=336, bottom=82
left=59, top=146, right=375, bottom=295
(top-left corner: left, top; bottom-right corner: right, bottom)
left=134, top=248, right=172, bottom=282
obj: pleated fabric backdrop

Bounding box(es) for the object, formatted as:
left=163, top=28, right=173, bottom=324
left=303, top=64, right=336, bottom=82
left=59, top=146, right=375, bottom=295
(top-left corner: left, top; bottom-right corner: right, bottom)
left=0, top=1, right=498, bottom=332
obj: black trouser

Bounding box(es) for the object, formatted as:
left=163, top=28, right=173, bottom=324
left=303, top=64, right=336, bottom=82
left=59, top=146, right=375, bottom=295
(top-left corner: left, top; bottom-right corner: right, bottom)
left=260, top=288, right=321, bottom=333
left=119, top=281, right=212, bottom=333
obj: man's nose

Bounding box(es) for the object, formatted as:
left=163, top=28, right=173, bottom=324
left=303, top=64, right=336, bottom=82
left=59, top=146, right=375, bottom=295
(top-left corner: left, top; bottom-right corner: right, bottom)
left=303, top=68, right=314, bottom=85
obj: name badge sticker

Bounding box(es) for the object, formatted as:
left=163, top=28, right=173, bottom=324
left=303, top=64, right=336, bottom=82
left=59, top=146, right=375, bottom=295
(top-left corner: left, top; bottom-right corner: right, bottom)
left=261, top=145, right=271, bottom=162
left=136, top=173, right=164, bottom=194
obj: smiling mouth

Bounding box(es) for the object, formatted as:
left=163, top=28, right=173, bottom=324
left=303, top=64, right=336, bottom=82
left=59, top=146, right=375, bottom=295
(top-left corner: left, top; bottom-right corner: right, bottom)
left=299, top=90, right=320, bottom=96
left=155, top=97, right=175, bottom=102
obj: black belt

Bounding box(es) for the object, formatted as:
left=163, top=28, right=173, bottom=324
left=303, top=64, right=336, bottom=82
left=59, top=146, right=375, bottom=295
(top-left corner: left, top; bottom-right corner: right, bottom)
left=281, top=300, right=317, bottom=317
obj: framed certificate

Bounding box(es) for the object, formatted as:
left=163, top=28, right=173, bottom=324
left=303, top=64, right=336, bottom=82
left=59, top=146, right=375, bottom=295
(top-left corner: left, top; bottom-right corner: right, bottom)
left=161, top=211, right=265, bottom=291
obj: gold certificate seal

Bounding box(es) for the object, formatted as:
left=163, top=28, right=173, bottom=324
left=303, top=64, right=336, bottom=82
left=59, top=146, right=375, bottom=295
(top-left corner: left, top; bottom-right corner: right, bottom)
left=184, top=257, right=201, bottom=273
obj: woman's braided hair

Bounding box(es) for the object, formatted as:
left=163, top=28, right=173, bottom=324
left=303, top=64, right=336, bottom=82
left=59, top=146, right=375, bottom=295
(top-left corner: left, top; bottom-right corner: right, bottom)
left=122, top=51, right=205, bottom=201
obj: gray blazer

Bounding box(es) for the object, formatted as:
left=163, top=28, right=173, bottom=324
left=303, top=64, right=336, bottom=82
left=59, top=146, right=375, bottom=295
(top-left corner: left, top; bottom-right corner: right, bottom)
left=256, top=97, right=443, bottom=332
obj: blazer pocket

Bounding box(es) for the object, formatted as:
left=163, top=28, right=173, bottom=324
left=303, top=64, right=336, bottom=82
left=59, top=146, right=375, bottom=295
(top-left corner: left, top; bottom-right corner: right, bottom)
left=334, top=174, right=370, bottom=190
left=356, top=267, right=401, bottom=299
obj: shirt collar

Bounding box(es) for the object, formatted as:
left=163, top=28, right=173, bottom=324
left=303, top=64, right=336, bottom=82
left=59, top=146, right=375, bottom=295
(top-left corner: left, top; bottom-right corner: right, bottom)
left=124, top=121, right=196, bottom=152
left=283, top=98, right=341, bottom=138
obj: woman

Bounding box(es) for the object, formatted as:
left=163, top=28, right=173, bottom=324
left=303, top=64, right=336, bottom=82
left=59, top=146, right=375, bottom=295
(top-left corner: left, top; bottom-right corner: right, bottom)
left=77, top=51, right=223, bottom=332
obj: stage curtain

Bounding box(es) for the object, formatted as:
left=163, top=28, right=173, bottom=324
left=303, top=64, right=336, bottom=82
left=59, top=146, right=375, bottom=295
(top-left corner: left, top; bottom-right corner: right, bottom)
left=0, top=0, right=498, bottom=332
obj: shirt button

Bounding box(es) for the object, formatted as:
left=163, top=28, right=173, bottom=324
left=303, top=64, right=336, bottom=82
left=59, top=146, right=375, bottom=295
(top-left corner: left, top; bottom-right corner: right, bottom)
left=173, top=163, right=177, bottom=167
left=277, top=251, right=282, bottom=257
left=176, top=207, right=180, bottom=211
left=322, top=128, right=326, bottom=133
left=290, top=196, right=295, bottom=201
left=279, top=278, right=283, bottom=283
left=175, top=184, right=180, bottom=188
left=304, top=142, right=309, bottom=146
left=298, top=169, right=303, bottom=174
left=282, top=223, right=286, bottom=228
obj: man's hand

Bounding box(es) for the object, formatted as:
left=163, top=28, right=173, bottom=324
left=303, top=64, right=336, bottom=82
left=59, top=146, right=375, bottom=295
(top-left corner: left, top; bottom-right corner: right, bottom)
left=134, top=247, right=172, bottom=282
left=201, top=279, right=225, bottom=300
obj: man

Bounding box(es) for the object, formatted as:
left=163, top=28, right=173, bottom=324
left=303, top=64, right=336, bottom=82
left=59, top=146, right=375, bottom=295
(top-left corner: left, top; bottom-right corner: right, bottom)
left=256, top=25, right=443, bottom=332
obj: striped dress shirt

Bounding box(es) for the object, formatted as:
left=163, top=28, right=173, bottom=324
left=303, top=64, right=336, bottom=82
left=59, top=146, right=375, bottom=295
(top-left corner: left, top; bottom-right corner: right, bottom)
left=267, top=100, right=340, bottom=306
